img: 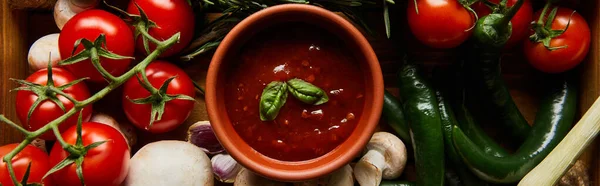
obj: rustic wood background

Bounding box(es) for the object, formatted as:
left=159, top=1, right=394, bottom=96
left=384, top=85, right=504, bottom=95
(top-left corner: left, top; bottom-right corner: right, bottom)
left=1, top=0, right=599, bottom=185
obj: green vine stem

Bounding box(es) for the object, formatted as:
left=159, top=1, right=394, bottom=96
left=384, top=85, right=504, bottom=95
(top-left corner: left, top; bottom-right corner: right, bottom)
left=0, top=32, right=181, bottom=186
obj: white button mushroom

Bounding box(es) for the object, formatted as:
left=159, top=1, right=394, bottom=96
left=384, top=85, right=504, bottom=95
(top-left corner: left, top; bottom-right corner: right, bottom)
left=124, top=140, right=214, bottom=186
left=354, top=132, right=408, bottom=186
left=293, top=164, right=354, bottom=186
left=28, top=33, right=60, bottom=71
left=234, top=169, right=286, bottom=186
left=54, top=0, right=98, bottom=30
left=90, top=112, right=137, bottom=147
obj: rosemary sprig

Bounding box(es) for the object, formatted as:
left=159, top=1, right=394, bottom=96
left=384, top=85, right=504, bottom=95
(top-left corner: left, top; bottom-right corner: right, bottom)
left=181, top=0, right=395, bottom=61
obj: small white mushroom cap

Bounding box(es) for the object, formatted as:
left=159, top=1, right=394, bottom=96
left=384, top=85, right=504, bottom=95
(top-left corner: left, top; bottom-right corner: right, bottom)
left=90, top=112, right=137, bottom=147
left=124, top=140, right=214, bottom=186
left=54, top=0, right=98, bottom=30
left=354, top=132, right=407, bottom=186
left=234, top=169, right=286, bottom=186
left=293, top=164, right=354, bottom=186
left=28, top=33, right=60, bottom=71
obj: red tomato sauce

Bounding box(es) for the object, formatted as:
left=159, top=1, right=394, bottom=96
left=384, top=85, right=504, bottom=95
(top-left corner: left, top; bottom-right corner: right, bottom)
left=224, top=23, right=365, bottom=161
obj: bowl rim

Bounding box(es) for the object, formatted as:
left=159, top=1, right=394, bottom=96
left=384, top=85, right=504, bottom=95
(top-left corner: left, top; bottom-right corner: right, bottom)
left=206, top=4, right=384, bottom=181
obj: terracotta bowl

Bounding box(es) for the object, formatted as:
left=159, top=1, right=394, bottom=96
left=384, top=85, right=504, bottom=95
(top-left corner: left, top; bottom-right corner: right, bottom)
left=206, top=4, right=383, bottom=181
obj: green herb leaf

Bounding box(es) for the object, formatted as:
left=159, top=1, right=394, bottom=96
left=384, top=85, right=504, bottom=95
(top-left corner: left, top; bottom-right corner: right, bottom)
left=259, top=81, right=288, bottom=121
left=286, top=78, right=329, bottom=105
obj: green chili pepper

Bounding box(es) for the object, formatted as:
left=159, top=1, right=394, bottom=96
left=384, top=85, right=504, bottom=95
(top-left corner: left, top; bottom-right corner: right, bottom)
left=398, top=63, right=444, bottom=186
left=452, top=78, right=577, bottom=183
left=437, top=90, right=490, bottom=186
left=383, top=90, right=411, bottom=142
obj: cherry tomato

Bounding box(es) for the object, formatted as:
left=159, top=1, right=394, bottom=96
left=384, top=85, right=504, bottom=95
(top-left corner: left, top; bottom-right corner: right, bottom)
left=16, top=68, right=92, bottom=140
left=523, top=7, right=590, bottom=73
left=472, top=0, right=533, bottom=48
left=59, top=9, right=135, bottom=83
left=0, top=144, right=54, bottom=186
left=49, top=122, right=130, bottom=186
left=407, top=0, right=474, bottom=49
left=122, top=61, right=195, bottom=133
left=127, top=0, right=195, bottom=57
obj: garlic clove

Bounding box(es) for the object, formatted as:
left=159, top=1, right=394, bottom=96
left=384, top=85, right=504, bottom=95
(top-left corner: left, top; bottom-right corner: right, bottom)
left=28, top=33, right=61, bottom=71
left=187, top=121, right=225, bottom=155
left=212, top=154, right=242, bottom=183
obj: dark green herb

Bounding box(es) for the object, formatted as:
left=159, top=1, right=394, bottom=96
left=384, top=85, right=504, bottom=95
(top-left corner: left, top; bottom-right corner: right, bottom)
left=259, top=81, right=289, bottom=121
left=286, top=78, right=329, bottom=105
left=181, top=0, right=395, bottom=61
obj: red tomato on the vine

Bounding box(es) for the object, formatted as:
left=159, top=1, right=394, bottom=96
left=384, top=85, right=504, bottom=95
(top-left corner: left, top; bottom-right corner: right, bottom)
left=472, top=0, right=533, bottom=48
left=127, top=0, right=195, bottom=57
left=523, top=7, right=590, bottom=73
left=122, top=61, right=195, bottom=133
left=49, top=122, right=130, bottom=186
left=0, top=144, right=54, bottom=186
left=59, top=9, right=135, bottom=83
left=16, top=68, right=92, bottom=140
left=407, top=0, right=474, bottom=49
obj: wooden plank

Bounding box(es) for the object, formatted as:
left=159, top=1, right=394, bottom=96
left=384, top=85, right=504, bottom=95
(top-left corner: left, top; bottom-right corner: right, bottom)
left=579, top=0, right=600, bottom=184
left=8, top=0, right=56, bottom=10
left=0, top=1, right=29, bottom=144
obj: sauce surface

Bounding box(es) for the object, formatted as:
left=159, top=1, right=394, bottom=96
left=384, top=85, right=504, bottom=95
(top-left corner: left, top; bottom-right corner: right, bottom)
left=225, top=23, right=365, bottom=161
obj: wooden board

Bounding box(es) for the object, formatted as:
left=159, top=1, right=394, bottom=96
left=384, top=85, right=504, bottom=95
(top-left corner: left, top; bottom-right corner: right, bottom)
left=1, top=0, right=599, bottom=185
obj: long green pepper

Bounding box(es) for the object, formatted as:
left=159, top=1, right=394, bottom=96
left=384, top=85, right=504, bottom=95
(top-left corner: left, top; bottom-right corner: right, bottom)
left=398, top=63, right=444, bottom=186
left=453, top=78, right=576, bottom=183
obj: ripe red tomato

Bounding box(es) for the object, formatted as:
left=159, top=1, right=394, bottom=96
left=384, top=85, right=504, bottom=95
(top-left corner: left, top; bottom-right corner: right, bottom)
left=122, top=61, right=195, bottom=133
left=407, top=0, right=474, bottom=49
left=523, top=7, right=590, bottom=73
left=49, top=122, right=130, bottom=186
left=127, top=0, right=195, bottom=57
left=0, top=144, right=54, bottom=186
left=472, top=0, right=533, bottom=48
left=16, top=68, right=92, bottom=140
left=59, top=9, right=135, bottom=83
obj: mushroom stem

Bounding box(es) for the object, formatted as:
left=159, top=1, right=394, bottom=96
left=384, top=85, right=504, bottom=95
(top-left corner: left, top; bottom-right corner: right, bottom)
left=354, top=132, right=407, bottom=186
left=355, top=150, right=386, bottom=185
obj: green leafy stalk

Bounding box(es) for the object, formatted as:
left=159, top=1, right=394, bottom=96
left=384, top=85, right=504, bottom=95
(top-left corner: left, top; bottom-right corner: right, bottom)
left=181, top=0, right=395, bottom=60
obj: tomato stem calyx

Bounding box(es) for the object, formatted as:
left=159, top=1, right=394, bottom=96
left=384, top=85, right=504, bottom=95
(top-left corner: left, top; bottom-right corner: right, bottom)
left=10, top=63, right=88, bottom=127
left=60, top=34, right=134, bottom=83
left=127, top=76, right=196, bottom=128
left=43, top=113, right=108, bottom=185
left=528, top=2, right=574, bottom=51
left=104, top=0, right=162, bottom=54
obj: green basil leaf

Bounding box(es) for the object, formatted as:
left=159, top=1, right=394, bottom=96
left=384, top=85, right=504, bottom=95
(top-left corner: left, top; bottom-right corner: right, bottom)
left=260, top=81, right=288, bottom=121
left=286, top=78, right=329, bottom=105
